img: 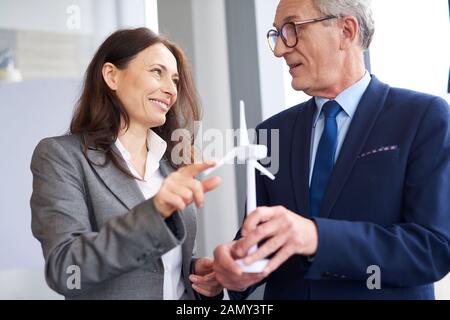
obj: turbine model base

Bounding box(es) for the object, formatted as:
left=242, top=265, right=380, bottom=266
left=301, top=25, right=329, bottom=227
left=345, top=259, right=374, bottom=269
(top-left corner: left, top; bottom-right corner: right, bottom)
left=236, top=258, right=269, bottom=273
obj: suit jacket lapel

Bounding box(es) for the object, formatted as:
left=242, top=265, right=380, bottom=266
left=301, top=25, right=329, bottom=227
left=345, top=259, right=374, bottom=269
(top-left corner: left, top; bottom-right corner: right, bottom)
left=319, top=76, right=391, bottom=218
left=86, top=146, right=144, bottom=210
left=158, top=158, right=172, bottom=177
left=291, top=98, right=316, bottom=217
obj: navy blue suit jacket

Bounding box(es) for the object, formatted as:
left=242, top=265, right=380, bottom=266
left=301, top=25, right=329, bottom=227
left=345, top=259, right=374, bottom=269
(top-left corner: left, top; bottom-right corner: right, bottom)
left=230, top=76, right=450, bottom=300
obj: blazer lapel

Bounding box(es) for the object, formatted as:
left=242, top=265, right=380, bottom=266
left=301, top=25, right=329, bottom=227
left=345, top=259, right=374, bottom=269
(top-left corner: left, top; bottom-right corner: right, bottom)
left=319, top=76, right=391, bottom=218
left=291, top=98, right=316, bottom=217
left=158, top=158, right=174, bottom=177
left=86, top=146, right=144, bottom=210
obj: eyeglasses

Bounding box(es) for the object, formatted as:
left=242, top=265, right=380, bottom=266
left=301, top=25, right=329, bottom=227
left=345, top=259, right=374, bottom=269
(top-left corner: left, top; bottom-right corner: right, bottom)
left=267, top=16, right=337, bottom=52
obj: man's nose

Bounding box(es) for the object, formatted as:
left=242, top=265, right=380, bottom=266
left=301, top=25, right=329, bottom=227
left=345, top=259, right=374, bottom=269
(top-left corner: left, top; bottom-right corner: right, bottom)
left=273, top=36, right=292, bottom=58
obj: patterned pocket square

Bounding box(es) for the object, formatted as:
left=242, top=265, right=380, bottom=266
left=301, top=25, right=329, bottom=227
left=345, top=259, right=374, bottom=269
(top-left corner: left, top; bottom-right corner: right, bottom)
left=359, top=145, right=399, bottom=159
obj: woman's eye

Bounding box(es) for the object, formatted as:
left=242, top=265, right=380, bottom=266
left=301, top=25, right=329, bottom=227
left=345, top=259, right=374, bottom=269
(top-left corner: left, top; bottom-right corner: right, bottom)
left=173, top=78, right=179, bottom=86
left=151, top=68, right=162, bottom=76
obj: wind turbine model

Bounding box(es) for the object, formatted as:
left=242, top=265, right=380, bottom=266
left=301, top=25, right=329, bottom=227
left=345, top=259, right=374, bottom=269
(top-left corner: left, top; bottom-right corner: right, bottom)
left=204, top=100, right=275, bottom=273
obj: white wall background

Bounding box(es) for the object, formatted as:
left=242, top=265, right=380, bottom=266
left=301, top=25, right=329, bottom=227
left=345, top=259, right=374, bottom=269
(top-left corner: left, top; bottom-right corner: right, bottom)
left=0, top=0, right=94, bottom=34
left=0, top=79, right=80, bottom=299
left=254, top=0, right=287, bottom=120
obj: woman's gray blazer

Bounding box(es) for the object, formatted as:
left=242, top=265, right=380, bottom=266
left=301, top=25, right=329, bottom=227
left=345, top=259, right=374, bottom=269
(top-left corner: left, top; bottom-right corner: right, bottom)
left=30, top=134, right=199, bottom=300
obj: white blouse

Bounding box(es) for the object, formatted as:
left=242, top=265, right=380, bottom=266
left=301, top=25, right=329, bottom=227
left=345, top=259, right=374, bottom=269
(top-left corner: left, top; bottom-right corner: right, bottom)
left=115, top=129, right=185, bottom=300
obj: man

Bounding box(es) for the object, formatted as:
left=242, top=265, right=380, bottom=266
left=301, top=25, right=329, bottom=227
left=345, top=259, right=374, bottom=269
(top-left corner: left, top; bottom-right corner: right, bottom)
left=213, top=0, right=450, bottom=299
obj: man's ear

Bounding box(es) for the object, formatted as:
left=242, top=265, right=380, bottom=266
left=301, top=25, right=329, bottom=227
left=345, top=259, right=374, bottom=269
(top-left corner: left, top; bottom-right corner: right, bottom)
left=339, top=16, right=359, bottom=50
left=102, top=62, right=119, bottom=91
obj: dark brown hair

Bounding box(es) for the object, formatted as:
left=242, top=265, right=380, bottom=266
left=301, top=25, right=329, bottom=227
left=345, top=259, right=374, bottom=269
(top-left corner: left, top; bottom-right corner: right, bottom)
left=70, top=27, right=200, bottom=177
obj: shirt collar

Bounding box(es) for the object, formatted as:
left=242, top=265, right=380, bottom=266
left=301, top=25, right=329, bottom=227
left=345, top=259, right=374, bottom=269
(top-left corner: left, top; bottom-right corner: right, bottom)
left=114, top=129, right=167, bottom=178
left=313, top=71, right=372, bottom=126
left=146, top=129, right=167, bottom=163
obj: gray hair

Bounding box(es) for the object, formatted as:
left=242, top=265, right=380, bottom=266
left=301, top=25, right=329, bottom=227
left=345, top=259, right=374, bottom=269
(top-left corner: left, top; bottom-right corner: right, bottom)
left=314, top=0, right=375, bottom=50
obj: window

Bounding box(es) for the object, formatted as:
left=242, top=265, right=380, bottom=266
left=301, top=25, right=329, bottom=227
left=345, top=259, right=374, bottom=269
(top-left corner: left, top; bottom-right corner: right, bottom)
left=145, top=0, right=159, bottom=34
left=370, top=0, right=449, bottom=101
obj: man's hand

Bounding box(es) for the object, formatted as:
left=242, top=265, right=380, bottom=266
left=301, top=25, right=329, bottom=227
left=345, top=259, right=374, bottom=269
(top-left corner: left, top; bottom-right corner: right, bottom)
left=213, top=241, right=267, bottom=291
left=154, top=161, right=221, bottom=218
left=233, top=206, right=319, bottom=276
left=190, top=257, right=223, bottom=297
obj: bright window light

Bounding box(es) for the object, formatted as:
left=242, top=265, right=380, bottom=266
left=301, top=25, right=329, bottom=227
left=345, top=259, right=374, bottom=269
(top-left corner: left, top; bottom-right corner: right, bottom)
left=370, top=0, right=449, bottom=101
left=145, top=0, right=159, bottom=34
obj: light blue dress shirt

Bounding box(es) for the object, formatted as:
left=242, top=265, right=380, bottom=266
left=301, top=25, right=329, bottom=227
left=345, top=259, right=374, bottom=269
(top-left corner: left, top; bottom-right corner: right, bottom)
left=309, top=72, right=372, bottom=185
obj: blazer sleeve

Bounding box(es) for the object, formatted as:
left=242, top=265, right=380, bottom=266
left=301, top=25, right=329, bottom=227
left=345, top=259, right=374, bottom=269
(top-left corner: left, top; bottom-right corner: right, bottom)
left=305, top=97, right=450, bottom=287
left=30, top=138, right=186, bottom=297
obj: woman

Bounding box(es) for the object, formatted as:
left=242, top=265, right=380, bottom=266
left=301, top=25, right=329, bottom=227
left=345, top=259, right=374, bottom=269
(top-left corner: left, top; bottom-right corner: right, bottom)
left=30, top=28, right=222, bottom=300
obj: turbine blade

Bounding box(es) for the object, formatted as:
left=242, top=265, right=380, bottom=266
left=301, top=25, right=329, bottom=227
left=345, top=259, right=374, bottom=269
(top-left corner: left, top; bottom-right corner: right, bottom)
left=254, top=162, right=275, bottom=180
left=202, top=148, right=239, bottom=176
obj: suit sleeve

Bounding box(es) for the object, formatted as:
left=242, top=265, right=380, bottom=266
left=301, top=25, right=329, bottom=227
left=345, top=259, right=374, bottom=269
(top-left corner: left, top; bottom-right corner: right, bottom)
left=305, top=97, right=450, bottom=287
left=30, top=138, right=186, bottom=297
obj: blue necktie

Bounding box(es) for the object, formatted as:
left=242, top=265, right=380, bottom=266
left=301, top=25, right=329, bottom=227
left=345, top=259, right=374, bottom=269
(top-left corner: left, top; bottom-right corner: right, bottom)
left=309, top=100, right=342, bottom=217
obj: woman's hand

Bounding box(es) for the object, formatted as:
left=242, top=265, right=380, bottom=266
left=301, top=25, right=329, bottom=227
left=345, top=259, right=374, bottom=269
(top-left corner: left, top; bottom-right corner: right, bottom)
left=154, top=161, right=221, bottom=218
left=190, top=257, right=223, bottom=297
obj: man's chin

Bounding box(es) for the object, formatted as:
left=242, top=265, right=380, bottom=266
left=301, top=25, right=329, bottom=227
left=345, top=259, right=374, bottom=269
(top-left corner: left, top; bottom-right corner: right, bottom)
left=291, top=78, right=307, bottom=92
